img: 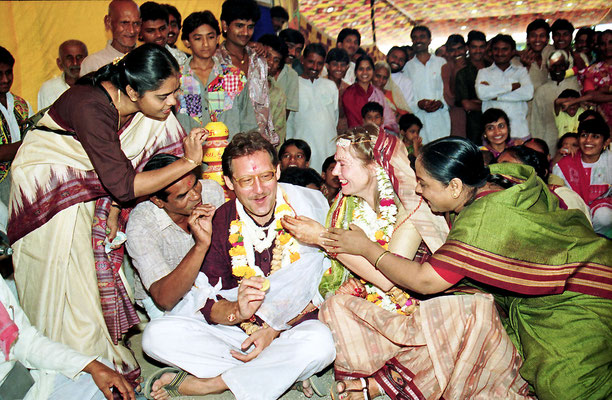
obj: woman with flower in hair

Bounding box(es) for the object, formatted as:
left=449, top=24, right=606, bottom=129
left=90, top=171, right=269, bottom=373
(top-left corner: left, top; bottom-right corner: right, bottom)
left=176, top=11, right=258, bottom=138
left=282, top=125, right=450, bottom=398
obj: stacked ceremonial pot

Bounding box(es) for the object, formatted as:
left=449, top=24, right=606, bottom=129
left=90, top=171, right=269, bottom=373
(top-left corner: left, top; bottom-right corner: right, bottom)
left=203, top=121, right=231, bottom=200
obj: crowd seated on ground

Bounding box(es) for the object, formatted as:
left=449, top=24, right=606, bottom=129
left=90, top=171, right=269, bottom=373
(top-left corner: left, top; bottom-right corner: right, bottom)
left=1, top=0, right=610, bottom=398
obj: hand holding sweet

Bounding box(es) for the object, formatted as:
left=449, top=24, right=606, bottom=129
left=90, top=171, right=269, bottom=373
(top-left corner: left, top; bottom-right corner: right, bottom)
left=236, top=276, right=267, bottom=321
left=189, top=203, right=216, bottom=250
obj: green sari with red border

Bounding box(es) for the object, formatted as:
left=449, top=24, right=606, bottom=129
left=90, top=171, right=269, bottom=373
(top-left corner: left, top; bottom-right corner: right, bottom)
left=430, top=163, right=612, bottom=400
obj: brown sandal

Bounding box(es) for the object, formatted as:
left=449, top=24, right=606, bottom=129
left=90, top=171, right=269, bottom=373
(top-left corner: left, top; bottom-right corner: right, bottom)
left=330, top=377, right=370, bottom=400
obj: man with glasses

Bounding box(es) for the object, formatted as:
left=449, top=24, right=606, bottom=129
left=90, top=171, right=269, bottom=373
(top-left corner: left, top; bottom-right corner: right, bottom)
left=142, top=132, right=335, bottom=399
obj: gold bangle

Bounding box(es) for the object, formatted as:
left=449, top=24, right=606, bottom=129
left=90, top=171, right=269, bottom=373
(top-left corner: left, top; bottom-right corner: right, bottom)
left=374, top=250, right=390, bottom=270
left=182, top=155, right=201, bottom=167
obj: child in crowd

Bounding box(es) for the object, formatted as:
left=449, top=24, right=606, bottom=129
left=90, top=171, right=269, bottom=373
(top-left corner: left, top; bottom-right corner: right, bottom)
left=278, top=166, right=323, bottom=190
left=554, top=89, right=585, bottom=138
left=551, top=132, right=580, bottom=167
left=362, top=101, right=384, bottom=129
left=287, top=43, right=339, bottom=173
left=320, top=155, right=340, bottom=204
left=278, top=138, right=311, bottom=170
left=398, top=113, right=423, bottom=156
left=553, top=119, right=611, bottom=238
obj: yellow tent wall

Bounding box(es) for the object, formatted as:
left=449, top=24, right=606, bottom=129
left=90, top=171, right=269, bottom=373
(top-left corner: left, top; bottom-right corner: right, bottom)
left=0, top=1, right=222, bottom=110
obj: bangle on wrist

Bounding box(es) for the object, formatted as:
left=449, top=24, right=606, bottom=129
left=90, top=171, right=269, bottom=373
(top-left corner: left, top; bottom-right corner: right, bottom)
left=182, top=155, right=202, bottom=167
left=374, top=250, right=390, bottom=270
left=111, top=204, right=121, bottom=209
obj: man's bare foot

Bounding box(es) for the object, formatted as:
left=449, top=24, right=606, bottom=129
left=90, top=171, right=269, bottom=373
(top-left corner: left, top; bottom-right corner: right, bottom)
left=336, top=378, right=381, bottom=400
left=300, top=378, right=315, bottom=398
left=150, top=372, right=227, bottom=400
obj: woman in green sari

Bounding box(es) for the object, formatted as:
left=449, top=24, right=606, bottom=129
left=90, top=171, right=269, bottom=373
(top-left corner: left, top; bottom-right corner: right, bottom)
left=318, top=136, right=612, bottom=400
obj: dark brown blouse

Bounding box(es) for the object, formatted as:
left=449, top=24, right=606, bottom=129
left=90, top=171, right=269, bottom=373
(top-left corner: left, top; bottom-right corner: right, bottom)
left=49, top=84, right=136, bottom=202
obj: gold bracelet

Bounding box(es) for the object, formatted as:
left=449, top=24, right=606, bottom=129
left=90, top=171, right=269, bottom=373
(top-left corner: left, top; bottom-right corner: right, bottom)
left=182, top=155, right=201, bottom=167
left=374, top=250, right=390, bottom=270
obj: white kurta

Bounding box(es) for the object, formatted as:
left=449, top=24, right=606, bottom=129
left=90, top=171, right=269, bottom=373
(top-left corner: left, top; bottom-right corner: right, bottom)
left=391, top=71, right=415, bottom=107
left=476, top=63, right=534, bottom=139
left=403, top=55, right=450, bottom=144
left=286, top=77, right=339, bottom=173
left=0, top=277, right=106, bottom=400
left=37, top=74, right=69, bottom=111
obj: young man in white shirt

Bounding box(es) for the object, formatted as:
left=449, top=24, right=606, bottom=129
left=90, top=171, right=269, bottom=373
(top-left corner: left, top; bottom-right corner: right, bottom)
left=476, top=34, right=534, bottom=140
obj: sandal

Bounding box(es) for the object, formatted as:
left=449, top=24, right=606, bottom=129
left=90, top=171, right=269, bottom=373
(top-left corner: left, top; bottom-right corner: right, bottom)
left=142, top=367, right=188, bottom=399
left=294, top=375, right=327, bottom=397
left=330, top=377, right=370, bottom=400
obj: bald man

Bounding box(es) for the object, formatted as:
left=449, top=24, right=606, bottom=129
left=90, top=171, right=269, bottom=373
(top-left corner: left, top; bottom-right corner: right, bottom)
left=80, top=0, right=141, bottom=76
left=38, top=40, right=88, bottom=110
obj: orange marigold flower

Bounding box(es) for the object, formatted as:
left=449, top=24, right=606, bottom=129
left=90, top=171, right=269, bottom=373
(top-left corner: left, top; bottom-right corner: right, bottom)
left=278, top=233, right=291, bottom=245
left=232, top=265, right=255, bottom=278
left=229, top=246, right=247, bottom=256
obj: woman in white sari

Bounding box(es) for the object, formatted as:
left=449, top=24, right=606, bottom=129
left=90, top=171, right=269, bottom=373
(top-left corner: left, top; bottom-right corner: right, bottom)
left=9, top=44, right=207, bottom=385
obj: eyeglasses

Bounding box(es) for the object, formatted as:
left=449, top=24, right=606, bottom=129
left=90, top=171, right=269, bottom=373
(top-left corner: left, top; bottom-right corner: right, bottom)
left=232, top=170, right=276, bottom=188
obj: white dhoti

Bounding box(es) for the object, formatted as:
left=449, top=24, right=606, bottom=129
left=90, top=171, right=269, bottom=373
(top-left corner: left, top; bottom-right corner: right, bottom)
left=143, top=316, right=335, bottom=399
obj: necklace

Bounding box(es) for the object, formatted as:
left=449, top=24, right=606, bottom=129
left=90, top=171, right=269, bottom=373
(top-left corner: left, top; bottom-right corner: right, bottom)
left=227, top=47, right=247, bottom=65
left=229, top=188, right=301, bottom=280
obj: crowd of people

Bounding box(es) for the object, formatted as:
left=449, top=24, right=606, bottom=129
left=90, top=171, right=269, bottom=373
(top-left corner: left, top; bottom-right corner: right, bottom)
left=0, top=0, right=610, bottom=399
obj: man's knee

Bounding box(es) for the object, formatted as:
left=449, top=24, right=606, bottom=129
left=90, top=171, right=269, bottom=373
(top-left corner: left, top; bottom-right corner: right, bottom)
left=291, top=320, right=336, bottom=367
left=142, top=317, right=174, bottom=357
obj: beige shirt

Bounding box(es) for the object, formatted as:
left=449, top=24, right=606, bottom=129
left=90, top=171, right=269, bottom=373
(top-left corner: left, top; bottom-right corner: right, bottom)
left=125, top=180, right=225, bottom=300
left=79, top=41, right=125, bottom=77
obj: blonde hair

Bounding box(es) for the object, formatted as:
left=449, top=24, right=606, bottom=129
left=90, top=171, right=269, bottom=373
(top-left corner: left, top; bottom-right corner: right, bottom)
left=336, top=125, right=378, bottom=165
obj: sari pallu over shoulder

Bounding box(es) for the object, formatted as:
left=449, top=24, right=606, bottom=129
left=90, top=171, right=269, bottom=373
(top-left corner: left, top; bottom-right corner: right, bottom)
left=429, top=163, right=612, bottom=299
left=9, top=111, right=186, bottom=346
left=8, top=111, right=186, bottom=243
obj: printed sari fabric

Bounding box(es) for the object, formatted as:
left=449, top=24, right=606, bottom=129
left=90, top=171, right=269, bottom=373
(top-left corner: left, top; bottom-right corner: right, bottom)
left=320, top=292, right=532, bottom=400
left=429, top=163, right=612, bottom=399
left=9, top=110, right=185, bottom=382
left=579, top=61, right=612, bottom=126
